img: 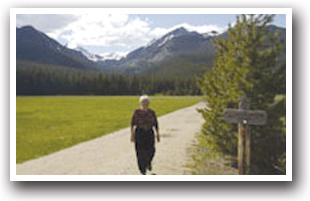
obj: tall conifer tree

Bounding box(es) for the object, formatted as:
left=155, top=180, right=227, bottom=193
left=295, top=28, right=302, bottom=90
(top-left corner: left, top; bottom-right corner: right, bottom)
left=198, top=14, right=286, bottom=174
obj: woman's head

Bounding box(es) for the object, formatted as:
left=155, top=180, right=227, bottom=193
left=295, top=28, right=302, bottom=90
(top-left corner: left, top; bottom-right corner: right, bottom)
left=139, top=95, right=150, bottom=108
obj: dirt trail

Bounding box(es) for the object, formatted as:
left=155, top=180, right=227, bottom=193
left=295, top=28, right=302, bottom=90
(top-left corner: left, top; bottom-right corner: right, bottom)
left=16, top=102, right=205, bottom=175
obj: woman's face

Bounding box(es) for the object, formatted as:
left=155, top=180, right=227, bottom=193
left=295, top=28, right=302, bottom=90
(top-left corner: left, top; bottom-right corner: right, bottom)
left=141, top=99, right=149, bottom=108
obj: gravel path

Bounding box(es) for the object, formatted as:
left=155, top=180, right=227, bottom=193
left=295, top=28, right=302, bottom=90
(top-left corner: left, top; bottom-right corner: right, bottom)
left=16, top=102, right=205, bottom=175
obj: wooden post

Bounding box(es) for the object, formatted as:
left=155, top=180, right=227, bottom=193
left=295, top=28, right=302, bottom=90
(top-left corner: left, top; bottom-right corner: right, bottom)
left=238, top=96, right=248, bottom=175
left=237, top=122, right=245, bottom=174
left=245, top=126, right=251, bottom=175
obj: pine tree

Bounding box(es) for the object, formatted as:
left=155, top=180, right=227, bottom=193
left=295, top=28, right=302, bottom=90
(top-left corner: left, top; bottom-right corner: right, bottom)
left=198, top=14, right=286, bottom=174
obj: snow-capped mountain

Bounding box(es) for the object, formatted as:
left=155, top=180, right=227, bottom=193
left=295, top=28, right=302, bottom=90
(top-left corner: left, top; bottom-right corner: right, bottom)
left=16, top=25, right=219, bottom=73
left=16, top=25, right=285, bottom=76
left=99, top=27, right=217, bottom=73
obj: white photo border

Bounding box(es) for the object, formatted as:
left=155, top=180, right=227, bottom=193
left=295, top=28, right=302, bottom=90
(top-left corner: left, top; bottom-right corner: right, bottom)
left=10, top=7, right=292, bottom=181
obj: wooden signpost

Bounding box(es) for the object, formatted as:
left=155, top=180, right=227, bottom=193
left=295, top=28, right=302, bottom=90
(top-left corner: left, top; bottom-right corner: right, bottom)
left=224, top=97, right=267, bottom=175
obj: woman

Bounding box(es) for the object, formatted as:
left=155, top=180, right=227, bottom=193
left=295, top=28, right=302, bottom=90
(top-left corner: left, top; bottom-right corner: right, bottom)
left=131, top=95, right=160, bottom=175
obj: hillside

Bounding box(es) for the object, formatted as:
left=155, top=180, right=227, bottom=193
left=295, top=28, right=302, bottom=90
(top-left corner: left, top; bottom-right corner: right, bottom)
left=17, top=26, right=100, bottom=71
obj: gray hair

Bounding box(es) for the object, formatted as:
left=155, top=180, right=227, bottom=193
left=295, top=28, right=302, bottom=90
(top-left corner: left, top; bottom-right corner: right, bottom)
left=139, top=95, right=150, bottom=104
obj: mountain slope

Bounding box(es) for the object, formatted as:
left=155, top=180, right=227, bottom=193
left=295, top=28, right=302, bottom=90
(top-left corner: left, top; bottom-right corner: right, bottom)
left=97, top=27, right=216, bottom=74
left=16, top=26, right=99, bottom=71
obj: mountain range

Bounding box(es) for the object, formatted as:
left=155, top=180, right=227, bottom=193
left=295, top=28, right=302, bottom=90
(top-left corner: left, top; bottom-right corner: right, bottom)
left=16, top=24, right=286, bottom=78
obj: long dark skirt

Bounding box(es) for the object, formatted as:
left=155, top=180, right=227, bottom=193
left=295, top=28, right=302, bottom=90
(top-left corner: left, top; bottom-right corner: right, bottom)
left=134, top=127, right=155, bottom=174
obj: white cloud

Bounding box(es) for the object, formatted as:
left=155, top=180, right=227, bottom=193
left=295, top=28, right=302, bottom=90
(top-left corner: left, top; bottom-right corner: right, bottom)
left=16, top=14, right=79, bottom=32
left=17, top=14, right=226, bottom=54
left=177, top=23, right=225, bottom=34
left=152, top=23, right=225, bottom=38
left=47, top=14, right=153, bottom=49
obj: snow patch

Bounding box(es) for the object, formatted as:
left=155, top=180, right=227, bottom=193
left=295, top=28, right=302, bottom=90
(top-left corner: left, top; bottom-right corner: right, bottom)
left=74, top=46, right=101, bottom=62
left=202, top=30, right=220, bottom=38
left=74, top=46, right=128, bottom=62
left=158, top=34, right=174, bottom=47
left=145, top=38, right=158, bottom=48
left=99, top=52, right=128, bottom=61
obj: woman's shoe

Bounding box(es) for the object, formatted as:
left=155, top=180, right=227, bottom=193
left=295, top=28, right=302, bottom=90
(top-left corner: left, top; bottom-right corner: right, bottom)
left=147, top=163, right=152, bottom=171
left=141, top=171, right=146, bottom=175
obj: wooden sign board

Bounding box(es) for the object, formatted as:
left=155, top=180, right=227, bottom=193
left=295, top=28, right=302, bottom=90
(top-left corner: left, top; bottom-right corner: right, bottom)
left=224, top=108, right=267, bottom=126
left=224, top=97, right=268, bottom=175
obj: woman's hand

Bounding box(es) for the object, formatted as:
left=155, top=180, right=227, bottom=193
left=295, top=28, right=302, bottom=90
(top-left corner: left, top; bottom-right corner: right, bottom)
left=130, top=134, right=135, bottom=142
left=130, top=126, right=135, bottom=142
left=155, top=127, right=160, bottom=143
left=156, top=134, right=160, bottom=143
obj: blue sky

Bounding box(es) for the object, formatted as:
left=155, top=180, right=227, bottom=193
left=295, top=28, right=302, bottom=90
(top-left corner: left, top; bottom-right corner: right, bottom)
left=133, top=14, right=285, bottom=28
left=16, top=14, right=286, bottom=57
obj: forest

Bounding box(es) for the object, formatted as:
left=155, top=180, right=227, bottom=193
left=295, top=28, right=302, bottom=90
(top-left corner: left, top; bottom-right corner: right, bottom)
left=16, top=60, right=202, bottom=96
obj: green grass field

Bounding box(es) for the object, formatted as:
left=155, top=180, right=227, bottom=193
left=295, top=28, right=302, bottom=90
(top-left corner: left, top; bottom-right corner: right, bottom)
left=16, top=96, right=201, bottom=163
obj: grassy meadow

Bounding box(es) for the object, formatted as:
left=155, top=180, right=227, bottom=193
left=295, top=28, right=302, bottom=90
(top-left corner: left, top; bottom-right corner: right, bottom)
left=16, top=95, right=201, bottom=163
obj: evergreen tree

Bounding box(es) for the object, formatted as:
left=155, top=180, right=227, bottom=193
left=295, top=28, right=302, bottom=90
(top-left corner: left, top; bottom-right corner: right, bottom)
left=198, top=14, right=286, bottom=174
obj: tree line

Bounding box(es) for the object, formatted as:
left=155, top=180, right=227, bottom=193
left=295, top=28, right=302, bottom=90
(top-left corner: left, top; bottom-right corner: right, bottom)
left=16, top=61, right=202, bottom=96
